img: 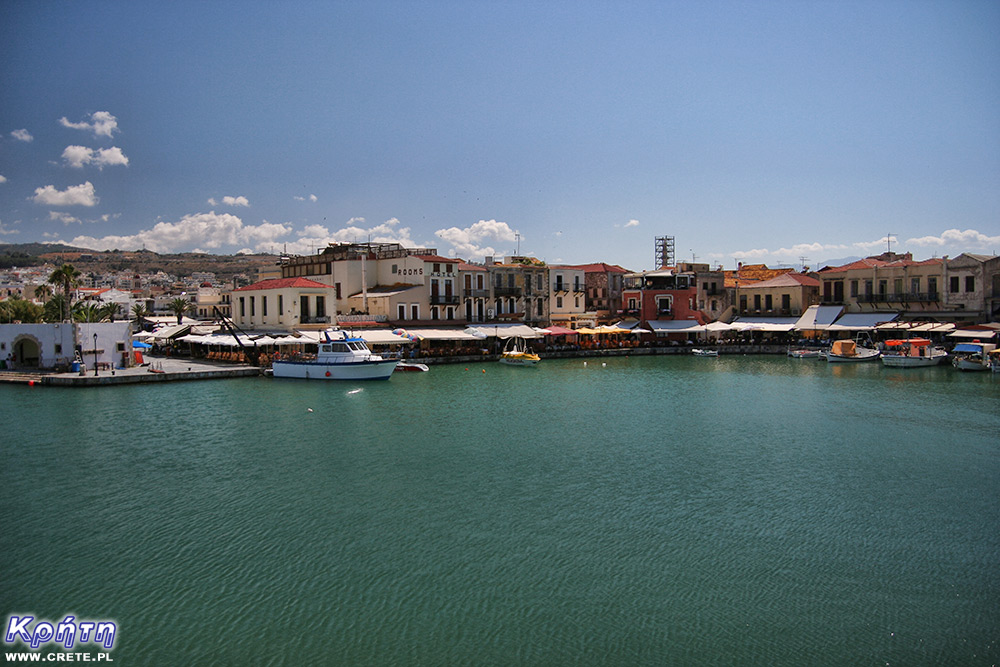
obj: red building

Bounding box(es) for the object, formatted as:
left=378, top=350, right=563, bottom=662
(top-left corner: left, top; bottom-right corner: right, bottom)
left=622, top=267, right=706, bottom=340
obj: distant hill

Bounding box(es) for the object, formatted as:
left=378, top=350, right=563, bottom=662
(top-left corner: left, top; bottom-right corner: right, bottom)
left=814, top=256, right=862, bottom=270
left=0, top=242, right=279, bottom=282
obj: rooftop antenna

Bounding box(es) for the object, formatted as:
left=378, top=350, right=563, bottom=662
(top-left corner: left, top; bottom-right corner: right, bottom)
left=515, top=232, right=521, bottom=256
left=799, top=256, right=810, bottom=272
left=886, top=233, right=894, bottom=254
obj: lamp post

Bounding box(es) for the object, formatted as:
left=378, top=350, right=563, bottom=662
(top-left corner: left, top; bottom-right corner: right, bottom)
left=93, top=333, right=98, bottom=376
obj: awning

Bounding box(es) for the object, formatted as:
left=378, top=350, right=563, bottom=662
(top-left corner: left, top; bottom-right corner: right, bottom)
left=826, top=312, right=898, bottom=331
left=729, top=317, right=798, bottom=332
left=465, top=324, right=541, bottom=339
left=541, top=326, right=579, bottom=336
left=794, top=305, right=843, bottom=331
left=909, top=322, right=955, bottom=333
left=356, top=329, right=412, bottom=344
left=404, top=328, right=483, bottom=341
left=949, top=328, right=998, bottom=339
left=647, top=320, right=705, bottom=333
left=152, top=323, right=192, bottom=340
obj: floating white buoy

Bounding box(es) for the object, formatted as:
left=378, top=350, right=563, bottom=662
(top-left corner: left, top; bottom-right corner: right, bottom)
left=307, top=408, right=313, bottom=412
left=602, top=362, right=606, bottom=367
left=583, top=361, right=587, bottom=366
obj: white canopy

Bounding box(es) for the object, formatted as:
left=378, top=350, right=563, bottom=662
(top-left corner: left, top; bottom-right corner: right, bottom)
left=730, top=317, right=798, bottom=332
left=647, top=320, right=704, bottom=333
left=794, top=305, right=843, bottom=331
left=464, top=324, right=541, bottom=339
left=826, top=312, right=898, bottom=331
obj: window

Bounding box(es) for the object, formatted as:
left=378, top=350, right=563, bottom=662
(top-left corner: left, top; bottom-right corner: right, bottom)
left=262, top=296, right=267, bottom=317
left=446, top=264, right=453, bottom=274
left=739, top=295, right=748, bottom=312
left=928, top=277, right=937, bottom=296
left=628, top=298, right=637, bottom=310
left=391, top=264, right=398, bottom=274
left=250, top=296, right=255, bottom=317
left=754, top=294, right=761, bottom=311
left=658, top=296, right=673, bottom=313
left=894, top=279, right=903, bottom=296
left=433, top=263, right=441, bottom=273
left=54, top=344, right=62, bottom=354
left=476, top=274, right=484, bottom=290
left=411, top=304, right=419, bottom=320
left=431, top=306, right=439, bottom=320
left=575, top=296, right=580, bottom=308
left=537, top=299, right=543, bottom=317
left=911, top=278, right=920, bottom=295
left=765, top=294, right=773, bottom=310
left=446, top=307, right=454, bottom=320
left=781, top=294, right=790, bottom=311
left=950, top=276, right=960, bottom=293
left=966, top=276, right=975, bottom=292
left=335, top=283, right=341, bottom=300
left=116, top=342, right=125, bottom=352
left=398, top=304, right=406, bottom=320
left=316, top=296, right=325, bottom=318
left=556, top=296, right=563, bottom=308
left=278, top=294, right=283, bottom=315
left=239, top=297, right=245, bottom=317
left=850, top=281, right=858, bottom=297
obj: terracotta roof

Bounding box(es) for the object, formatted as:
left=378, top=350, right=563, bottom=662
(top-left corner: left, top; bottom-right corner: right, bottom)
left=456, top=262, right=488, bottom=272
left=560, top=262, right=630, bottom=274
left=413, top=254, right=461, bottom=263
left=233, top=277, right=331, bottom=292
left=724, top=264, right=794, bottom=288
left=820, top=256, right=943, bottom=273
left=741, top=272, right=820, bottom=289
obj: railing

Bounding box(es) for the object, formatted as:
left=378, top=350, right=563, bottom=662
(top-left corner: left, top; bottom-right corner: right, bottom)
left=464, top=289, right=491, bottom=298
left=856, top=292, right=940, bottom=303
left=494, top=286, right=521, bottom=296
left=430, top=294, right=460, bottom=305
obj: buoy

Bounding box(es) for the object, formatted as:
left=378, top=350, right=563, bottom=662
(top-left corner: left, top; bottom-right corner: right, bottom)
left=482, top=369, right=486, bottom=373
left=307, top=408, right=313, bottom=413
left=602, top=362, right=606, bottom=367
left=28, top=380, right=34, bottom=386
left=583, top=361, right=587, bottom=366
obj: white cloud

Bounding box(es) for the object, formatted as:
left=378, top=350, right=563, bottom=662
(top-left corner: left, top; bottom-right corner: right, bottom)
left=625, top=219, right=640, bottom=228
left=278, top=217, right=417, bottom=255
left=434, top=219, right=517, bottom=259
left=62, top=145, right=129, bottom=169
left=0, top=220, right=18, bottom=236
left=11, top=129, right=33, bottom=142
left=299, top=224, right=330, bottom=237
left=906, top=228, right=1000, bottom=250
left=208, top=195, right=250, bottom=207
left=0, top=175, right=7, bottom=184
left=294, top=194, right=318, bottom=202
left=63, top=211, right=292, bottom=254
left=32, top=182, right=98, bottom=207
left=59, top=111, right=119, bottom=138
left=49, top=211, right=82, bottom=225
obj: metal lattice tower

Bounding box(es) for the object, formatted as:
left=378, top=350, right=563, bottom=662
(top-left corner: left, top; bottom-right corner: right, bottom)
left=655, top=236, right=675, bottom=268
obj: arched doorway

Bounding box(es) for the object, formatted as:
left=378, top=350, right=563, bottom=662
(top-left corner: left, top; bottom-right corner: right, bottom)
left=13, top=335, right=40, bottom=367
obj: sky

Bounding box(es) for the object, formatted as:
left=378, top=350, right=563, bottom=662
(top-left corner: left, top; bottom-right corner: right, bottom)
left=1, top=0, right=998, bottom=272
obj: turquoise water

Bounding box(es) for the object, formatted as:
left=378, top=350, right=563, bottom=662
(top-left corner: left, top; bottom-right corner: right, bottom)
left=2, top=356, right=998, bottom=665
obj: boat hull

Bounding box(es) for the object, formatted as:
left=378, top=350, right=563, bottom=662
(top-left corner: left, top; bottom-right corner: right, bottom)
left=952, top=357, right=988, bottom=372
left=499, top=356, right=539, bottom=366
left=271, top=359, right=398, bottom=380
left=825, top=350, right=880, bottom=362
left=881, top=354, right=945, bottom=368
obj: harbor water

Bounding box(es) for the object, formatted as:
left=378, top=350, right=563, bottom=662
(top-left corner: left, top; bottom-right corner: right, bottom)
left=2, top=355, right=998, bottom=665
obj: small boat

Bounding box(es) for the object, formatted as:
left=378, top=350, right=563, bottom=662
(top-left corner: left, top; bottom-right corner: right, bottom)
left=499, top=337, right=540, bottom=366
left=271, top=330, right=398, bottom=380
left=692, top=348, right=719, bottom=357
left=788, top=348, right=822, bottom=358
left=951, top=342, right=996, bottom=371
left=989, top=349, right=1000, bottom=373
left=880, top=338, right=948, bottom=368
left=395, top=361, right=429, bottom=372
left=824, top=336, right=880, bottom=362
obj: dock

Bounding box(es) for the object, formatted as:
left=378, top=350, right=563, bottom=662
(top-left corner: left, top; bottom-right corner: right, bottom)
left=0, top=357, right=260, bottom=387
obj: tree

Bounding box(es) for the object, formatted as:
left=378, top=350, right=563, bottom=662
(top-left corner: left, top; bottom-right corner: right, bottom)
left=33, top=284, right=53, bottom=301
left=168, top=297, right=192, bottom=325
left=47, top=264, right=81, bottom=322
left=131, top=303, right=148, bottom=331
left=43, top=295, right=68, bottom=323
left=0, top=296, right=44, bottom=323
left=73, top=303, right=102, bottom=323
left=100, top=302, right=123, bottom=322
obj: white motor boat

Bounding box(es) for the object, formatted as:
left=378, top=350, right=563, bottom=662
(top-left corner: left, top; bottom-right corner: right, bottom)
left=271, top=330, right=398, bottom=380
left=880, top=338, right=948, bottom=368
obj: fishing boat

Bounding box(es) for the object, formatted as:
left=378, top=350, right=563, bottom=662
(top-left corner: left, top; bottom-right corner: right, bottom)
left=824, top=336, right=880, bottom=362
left=692, top=348, right=719, bottom=357
left=499, top=337, right=540, bottom=366
left=989, top=349, right=1000, bottom=373
left=880, top=338, right=947, bottom=368
left=271, top=330, right=398, bottom=380
left=951, top=342, right=996, bottom=371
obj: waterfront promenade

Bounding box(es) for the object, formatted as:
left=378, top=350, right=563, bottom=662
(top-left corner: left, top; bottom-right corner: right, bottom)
left=0, top=357, right=258, bottom=386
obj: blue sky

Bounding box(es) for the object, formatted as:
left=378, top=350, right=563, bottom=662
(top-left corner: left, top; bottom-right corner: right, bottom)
left=1, top=0, right=998, bottom=271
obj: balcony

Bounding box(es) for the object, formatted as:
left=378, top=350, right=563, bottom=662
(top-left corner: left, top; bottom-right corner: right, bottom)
left=430, top=294, right=460, bottom=305
left=856, top=292, right=941, bottom=304
left=464, top=289, right=491, bottom=299
left=494, top=285, right=522, bottom=296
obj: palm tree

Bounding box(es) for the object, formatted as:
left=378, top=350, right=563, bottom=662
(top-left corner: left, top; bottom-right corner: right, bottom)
left=33, top=284, right=53, bottom=301
left=168, top=297, right=192, bottom=325
left=43, top=295, right=67, bottom=323
left=47, top=264, right=81, bottom=322
left=100, top=302, right=123, bottom=322
left=73, top=303, right=102, bottom=323
left=131, top=303, right=148, bottom=331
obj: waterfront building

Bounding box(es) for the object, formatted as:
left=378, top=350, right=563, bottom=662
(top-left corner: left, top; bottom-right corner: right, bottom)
left=548, top=265, right=587, bottom=329
left=944, top=253, right=1000, bottom=322
left=559, top=263, right=628, bottom=325
left=486, top=257, right=549, bottom=326
left=736, top=272, right=821, bottom=318
left=693, top=264, right=732, bottom=323
left=816, top=252, right=955, bottom=321
left=622, top=266, right=705, bottom=339
left=457, top=262, right=490, bottom=324
left=232, top=277, right=336, bottom=331
left=0, top=320, right=131, bottom=370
